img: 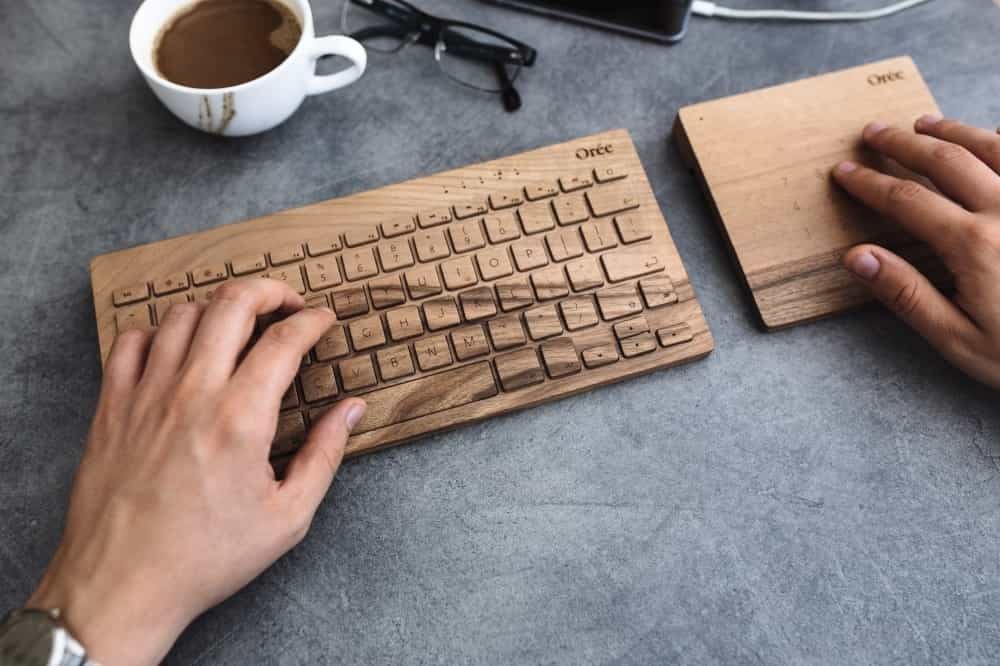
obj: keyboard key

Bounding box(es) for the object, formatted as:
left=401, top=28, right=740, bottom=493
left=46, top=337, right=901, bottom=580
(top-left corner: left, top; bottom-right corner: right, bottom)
left=341, top=355, right=378, bottom=391
left=541, top=337, right=581, bottom=378
left=454, top=201, right=488, bottom=219
left=369, top=275, right=406, bottom=309
left=152, top=273, right=189, bottom=296
left=594, top=165, right=627, bottom=183
left=349, top=315, right=386, bottom=351
left=566, top=257, right=605, bottom=292
left=115, top=303, right=152, bottom=333
left=489, top=189, right=524, bottom=210
left=621, top=332, right=657, bottom=358
left=270, top=244, right=305, bottom=266
left=441, top=256, right=477, bottom=290
left=414, top=230, right=450, bottom=263
left=601, top=248, right=665, bottom=283
left=460, top=287, right=497, bottom=321
left=553, top=194, right=589, bottom=225
left=305, top=294, right=329, bottom=309
left=640, top=275, right=678, bottom=308
left=476, top=247, right=514, bottom=282
left=301, top=365, right=339, bottom=403
left=483, top=214, right=521, bottom=244
left=113, top=283, right=150, bottom=306
left=153, top=294, right=190, bottom=323
left=560, top=296, right=599, bottom=331
left=414, top=335, right=453, bottom=371
left=347, top=362, right=498, bottom=434
left=280, top=384, right=300, bottom=410
left=423, top=296, right=461, bottom=331
left=306, top=236, right=342, bottom=256
left=386, top=305, right=424, bottom=341
left=586, top=183, right=640, bottom=217
left=231, top=253, right=266, bottom=276
left=380, top=216, right=416, bottom=238
left=657, top=323, right=693, bottom=348
left=495, top=348, right=544, bottom=391
left=614, top=316, right=650, bottom=340
left=417, top=208, right=453, bottom=228
left=273, top=412, right=307, bottom=457
left=304, top=259, right=342, bottom=291
left=343, top=248, right=379, bottom=281
left=597, top=283, right=642, bottom=320
left=377, top=345, right=415, bottom=381
left=524, top=182, right=559, bottom=201
left=580, top=220, right=618, bottom=252
left=496, top=278, right=534, bottom=311
left=560, top=172, right=594, bottom=192
left=487, top=315, right=527, bottom=351
left=404, top=265, right=443, bottom=299
left=266, top=268, right=306, bottom=294
left=449, top=221, right=486, bottom=253
left=545, top=229, right=584, bottom=262
left=315, top=325, right=349, bottom=361
left=344, top=228, right=379, bottom=247
left=517, top=202, right=556, bottom=234
left=192, top=263, right=228, bottom=285
left=524, top=304, right=563, bottom=340
left=530, top=267, right=569, bottom=301
left=582, top=344, right=620, bottom=368
left=193, top=284, right=224, bottom=302
left=614, top=215, right=652, bottom=244
left=331, top=285, right=369, bottom=318
left=377, top=239, right=415, bottom=272
left=451, top=324, right=490, bottom=361
left=511, top=238, right=548, bottom=271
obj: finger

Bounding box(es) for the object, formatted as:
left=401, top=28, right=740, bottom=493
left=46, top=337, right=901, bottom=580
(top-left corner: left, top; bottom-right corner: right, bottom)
left=102, top=327, right=156, bottom=401
left=230, top=307, right=337, bottom=410
left=842, top=244, right=979, bottom=361
left=915, top=115, right=1000, bottom=176
left=832, top=161, right=972, bottom=260
left=140, top=301, right=206, bottom=382
left=182, top=279, right=304, bottom=384
left=279, top=399, right=367, bottom=528
left=862, top=122, right=1000, bottom=211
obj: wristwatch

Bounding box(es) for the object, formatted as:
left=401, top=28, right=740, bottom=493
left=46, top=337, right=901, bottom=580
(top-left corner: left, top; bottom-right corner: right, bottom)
left=0, top=609, right=100, bottom=666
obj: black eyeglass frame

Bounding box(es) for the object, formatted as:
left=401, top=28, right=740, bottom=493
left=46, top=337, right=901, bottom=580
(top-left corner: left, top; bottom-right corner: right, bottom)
left=345, top=0, right=538, bottom=110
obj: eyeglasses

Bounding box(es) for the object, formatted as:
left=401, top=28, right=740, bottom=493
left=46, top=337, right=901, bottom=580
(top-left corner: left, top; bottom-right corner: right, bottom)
left=340, top=0, right=538, bottom=112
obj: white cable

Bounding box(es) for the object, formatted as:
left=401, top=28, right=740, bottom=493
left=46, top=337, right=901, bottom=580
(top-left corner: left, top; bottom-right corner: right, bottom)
left=691, top=0, right=934, bottom=22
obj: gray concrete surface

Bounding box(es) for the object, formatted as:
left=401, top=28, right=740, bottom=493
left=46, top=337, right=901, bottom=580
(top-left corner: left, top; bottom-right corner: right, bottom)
left=3, top=0, right=1000, bottom=663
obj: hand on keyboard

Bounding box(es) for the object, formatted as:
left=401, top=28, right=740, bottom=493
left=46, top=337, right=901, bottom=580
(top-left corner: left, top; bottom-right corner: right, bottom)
left=27, top=279, right=367, bottom=665
left=834, top=117, right=1000, bottom=389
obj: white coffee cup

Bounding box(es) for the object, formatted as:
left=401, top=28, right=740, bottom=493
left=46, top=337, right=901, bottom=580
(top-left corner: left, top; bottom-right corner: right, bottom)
left=129, top=0, right=367, bottom=136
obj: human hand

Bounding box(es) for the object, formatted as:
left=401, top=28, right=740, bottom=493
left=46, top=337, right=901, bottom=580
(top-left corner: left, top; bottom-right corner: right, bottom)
left=27, top=279, right=366, bottom=665
left=833, top=117, right=1000, bottom=389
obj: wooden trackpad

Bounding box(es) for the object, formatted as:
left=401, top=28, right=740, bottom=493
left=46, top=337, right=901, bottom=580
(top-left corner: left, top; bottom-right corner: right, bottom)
left=674, top=56, right=945, bottom=330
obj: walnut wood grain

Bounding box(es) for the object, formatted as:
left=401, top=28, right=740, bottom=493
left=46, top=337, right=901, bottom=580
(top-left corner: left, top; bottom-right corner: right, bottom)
left=675, top=56, right=945, bottom=330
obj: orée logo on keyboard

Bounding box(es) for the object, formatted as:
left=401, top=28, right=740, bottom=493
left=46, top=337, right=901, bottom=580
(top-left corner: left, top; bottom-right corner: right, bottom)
left=575, top=143, right=615, bottom=160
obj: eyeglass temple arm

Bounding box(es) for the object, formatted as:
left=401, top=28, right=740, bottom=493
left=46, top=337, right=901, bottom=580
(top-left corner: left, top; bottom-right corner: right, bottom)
left=442, top=32, right=533, bottom=67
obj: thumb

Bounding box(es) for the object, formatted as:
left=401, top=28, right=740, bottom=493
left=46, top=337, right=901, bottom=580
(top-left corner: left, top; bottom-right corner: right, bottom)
left=280, top=398, right=366, bottom=521
left=843, top=244, right=976, bottom=356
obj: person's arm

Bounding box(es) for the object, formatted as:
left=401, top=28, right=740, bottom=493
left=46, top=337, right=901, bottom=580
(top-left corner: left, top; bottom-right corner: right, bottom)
left=25, top=279, right=366, bottom=665
left=833, top=116, right=1000, bottom=389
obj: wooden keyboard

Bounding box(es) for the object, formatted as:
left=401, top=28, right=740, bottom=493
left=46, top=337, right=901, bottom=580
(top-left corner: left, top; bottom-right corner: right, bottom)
left=90, top=129, right=714, bottom=460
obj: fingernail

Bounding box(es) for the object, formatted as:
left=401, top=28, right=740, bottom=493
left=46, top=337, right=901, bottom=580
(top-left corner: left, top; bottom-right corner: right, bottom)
left=915, top=113, right=942, bottom=129
left=863, top=121, right=888, bottom=140
left=847, top=251, right=881, bottom=281
left=345, top=402, right=366, bottom=432
left=836, top=161, right=858, bottom=174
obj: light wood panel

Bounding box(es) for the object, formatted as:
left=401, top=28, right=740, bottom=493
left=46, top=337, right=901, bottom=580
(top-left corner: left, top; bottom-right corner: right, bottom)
left=90, top=130, right=714, bottom=458
left=675, top=56, right=947, bottom=330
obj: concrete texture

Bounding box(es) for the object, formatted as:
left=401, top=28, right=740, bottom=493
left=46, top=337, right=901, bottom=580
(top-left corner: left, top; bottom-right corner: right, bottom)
left=3, top=0, right=1000, bottom=663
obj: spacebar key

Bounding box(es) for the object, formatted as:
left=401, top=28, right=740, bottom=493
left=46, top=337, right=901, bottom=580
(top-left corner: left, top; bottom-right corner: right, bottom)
left=352, top=362, right=498, bottom=434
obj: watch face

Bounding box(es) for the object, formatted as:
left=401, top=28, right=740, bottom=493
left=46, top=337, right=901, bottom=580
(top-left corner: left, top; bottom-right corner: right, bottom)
left=0, top=610, right=56, bottom=664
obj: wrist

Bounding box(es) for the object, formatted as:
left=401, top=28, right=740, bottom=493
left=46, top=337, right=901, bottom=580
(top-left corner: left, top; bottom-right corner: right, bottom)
left=27, top=548, right=193, bottom=666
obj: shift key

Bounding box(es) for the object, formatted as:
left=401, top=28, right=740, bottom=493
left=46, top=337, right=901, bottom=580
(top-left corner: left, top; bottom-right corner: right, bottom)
left=601, top=248, right=665, bottom=282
